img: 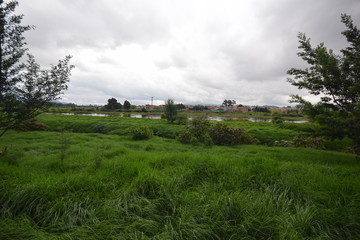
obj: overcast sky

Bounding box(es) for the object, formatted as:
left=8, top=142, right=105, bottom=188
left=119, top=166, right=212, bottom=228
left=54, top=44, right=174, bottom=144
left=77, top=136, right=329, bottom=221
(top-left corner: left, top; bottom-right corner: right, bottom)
left=17, top=0, right=360, bottom=106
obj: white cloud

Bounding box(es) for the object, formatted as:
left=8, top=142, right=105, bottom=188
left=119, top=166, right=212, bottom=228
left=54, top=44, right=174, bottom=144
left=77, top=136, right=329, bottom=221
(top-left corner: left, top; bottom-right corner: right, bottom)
left=16, top=0, right=360, bottom=106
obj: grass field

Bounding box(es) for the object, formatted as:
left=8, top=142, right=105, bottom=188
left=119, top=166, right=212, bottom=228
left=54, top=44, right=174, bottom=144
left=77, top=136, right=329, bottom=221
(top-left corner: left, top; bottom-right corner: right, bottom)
left=1, top=115, right=359, bottom=239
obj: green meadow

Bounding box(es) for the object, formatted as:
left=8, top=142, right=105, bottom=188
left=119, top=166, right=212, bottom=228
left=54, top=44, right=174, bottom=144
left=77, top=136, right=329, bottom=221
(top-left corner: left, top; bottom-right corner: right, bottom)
left=1, top=114, right=359, bottom=239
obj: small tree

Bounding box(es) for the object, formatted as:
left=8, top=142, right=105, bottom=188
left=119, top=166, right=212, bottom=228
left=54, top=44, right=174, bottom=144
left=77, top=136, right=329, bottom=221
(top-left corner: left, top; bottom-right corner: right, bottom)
left=104, top=97, right=122, bottom=110
left=287, top=14, right=360, bottom=151
left=123, top=100, right=131, bottom=110
left=164, top=99, right=177, bottom=122
left=222, top=99, right=236, bottom=111
left=0, top=0, right=74, bottom=137
left=176, top=103, right=186, bottom=110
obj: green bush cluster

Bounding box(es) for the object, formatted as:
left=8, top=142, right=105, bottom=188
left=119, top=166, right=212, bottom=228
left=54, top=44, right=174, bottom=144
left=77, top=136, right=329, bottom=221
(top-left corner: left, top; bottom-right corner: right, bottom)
left=274, top=136, right=325, bottom=149
left=15, top=119, right=49, bottom=131
left=176, top=115, right=188, bottom=125
left=210, top=122, right=254, bottom=146
left=128, top=126, right=154, bottom=140
left=177, top=119, right=255, bottom=146
left=272, top=116, right=284, bottom=124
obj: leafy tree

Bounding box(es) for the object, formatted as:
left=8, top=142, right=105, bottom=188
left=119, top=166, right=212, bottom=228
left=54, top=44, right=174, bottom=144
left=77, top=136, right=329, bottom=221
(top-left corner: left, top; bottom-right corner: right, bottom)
left=176, top=103, right=186, bottom=110
left=222, top=99, right=236, bottom=107
left=0, top=0, right=74, bottom=137
left=189, top=105, right=209, bottom=111
left=123, top=100, right=131, bottom=110
left=104, top=97, right=122, bottom=110
left=253, top=106, right=270, bottom=113
left=287, top=14, right=360, bottom=151
left=164, top=98, right=177, bottom=122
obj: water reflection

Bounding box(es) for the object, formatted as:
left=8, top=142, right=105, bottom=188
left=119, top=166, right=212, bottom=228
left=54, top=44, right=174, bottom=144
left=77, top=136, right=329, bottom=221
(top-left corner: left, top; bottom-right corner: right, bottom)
left=129, top=114, right=161, bottom=119
left=57, top=113, right=307, bottom=123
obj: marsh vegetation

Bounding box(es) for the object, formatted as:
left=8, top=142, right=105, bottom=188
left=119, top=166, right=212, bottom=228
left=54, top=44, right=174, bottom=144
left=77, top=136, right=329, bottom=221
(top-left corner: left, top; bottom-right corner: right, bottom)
left=1, top=114, right=359, bottom=239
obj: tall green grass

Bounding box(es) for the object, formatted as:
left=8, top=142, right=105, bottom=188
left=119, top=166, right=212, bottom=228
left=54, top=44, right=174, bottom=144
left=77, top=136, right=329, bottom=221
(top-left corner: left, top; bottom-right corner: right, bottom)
left=1, top=130, right=359, bottom=239
left=36, top=114, right=313, bottom=145
left=36, top=114, right=185, bottom=138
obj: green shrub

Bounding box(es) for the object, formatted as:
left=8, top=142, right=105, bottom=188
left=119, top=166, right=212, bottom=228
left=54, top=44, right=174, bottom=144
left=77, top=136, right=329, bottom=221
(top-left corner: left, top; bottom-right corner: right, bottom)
left=209, top=122, right=254, bottom=146
left=128, top=126, right=153, bottom=140
left=292, top=136, right=325, bottom=149
left=176, top=115, right=188, bottom=125
left=272, top=116, right=284, bottom=124
left=274, top=136, right=325, bottom=150
left=177, top=130, right=193, bottom=144
left=177, top=119, right=212, bottom=145
left=15, top=119, right=49, bottom=131
left=178, top=120, right=255, bottom=146
left=189, top=119, right=211, bottom=142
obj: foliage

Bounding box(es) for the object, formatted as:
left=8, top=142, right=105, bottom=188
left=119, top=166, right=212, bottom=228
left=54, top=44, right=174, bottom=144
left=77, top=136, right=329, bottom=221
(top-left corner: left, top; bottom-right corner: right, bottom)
left=93, top=122, right=106, bottom=134
left=176, top=114, right=188, bottom=125
left=128, top=125, right=153, bottom=140
left=176, top=129, right=194, bottom=144
left=274, top=136, right=325, bottom=150
left=0, top=1, right=74, bottom=138
left=287, top=14, right=360, bottom=150
left=123, top=100, right=131, bottom=110
left=178, top=119, right=255, bottom=146
left=164, top=98, right=178, bottom=122
left=176, top=103, right=186, bottom=110
left=36, top=114, right=185, bottom=139
left=103, top=97, right=122, bottom=110
left=253, top=106, right=271, bottom=113
left=187, top=118, right=212, bottom=142
left=0, top=130, right=359, bottom=239
left=209, top=122, right=255, bottom=146
left=272, top=116, right=284, bottom=124
left=189, top=105, right=209, bottom=111
left=14, top=118, right=48, bottom=131
left=222, top=99, right=236, bottom=108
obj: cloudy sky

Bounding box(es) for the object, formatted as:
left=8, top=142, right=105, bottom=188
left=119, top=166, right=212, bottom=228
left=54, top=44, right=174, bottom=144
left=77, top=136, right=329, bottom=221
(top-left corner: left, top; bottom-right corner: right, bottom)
left=17, top=0, right=360, bottom=106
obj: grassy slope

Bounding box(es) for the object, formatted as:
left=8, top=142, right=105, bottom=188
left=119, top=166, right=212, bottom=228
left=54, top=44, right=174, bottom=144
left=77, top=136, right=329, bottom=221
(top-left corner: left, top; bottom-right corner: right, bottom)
left=1, top=129, right=359, bottom=240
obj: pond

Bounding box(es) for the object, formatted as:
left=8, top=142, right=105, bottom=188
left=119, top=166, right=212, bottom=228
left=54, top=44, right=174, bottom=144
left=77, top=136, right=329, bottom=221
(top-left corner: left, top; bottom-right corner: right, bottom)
left=56, top=113, right=308, bottom=123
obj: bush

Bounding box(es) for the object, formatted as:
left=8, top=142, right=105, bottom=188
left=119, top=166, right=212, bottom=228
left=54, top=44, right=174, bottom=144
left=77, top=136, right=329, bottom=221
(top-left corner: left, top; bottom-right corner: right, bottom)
left=274, top=136, right=325, bottom=150
left=177, top=120, right=255, bottom=146
left=176, top=115, right=188, bottom=125
left=15, top=119, right=49, bottom=131
left=189, top=119, right=211, bottom=142
left=292, top=136, right=325, bottom=149
left=177, top=130, right=193, bottom=144
left=209, top=122, right=254, bottom=146
left=272, top=116, right=284, bottom=124
left=128, top=126, right=153, bottom=140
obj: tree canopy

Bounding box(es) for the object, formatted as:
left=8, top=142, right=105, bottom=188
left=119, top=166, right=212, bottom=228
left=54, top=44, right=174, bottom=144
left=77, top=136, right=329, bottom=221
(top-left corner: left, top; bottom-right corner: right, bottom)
left=287, top=14, right=360, bottom=151
left=0, top=0, right=74, bottom=137
left=164, top=99, right=177, bottom=122
left=222, top=99, right=236, bottom=107
left=123, top=100, right=131, bottom=110
left=104, top=97, right=122, bottom=110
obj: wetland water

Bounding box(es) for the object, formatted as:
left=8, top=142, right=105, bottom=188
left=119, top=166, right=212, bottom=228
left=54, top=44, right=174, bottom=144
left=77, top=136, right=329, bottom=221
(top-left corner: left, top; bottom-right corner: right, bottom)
left=56, top=113, right=308, bottom=123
